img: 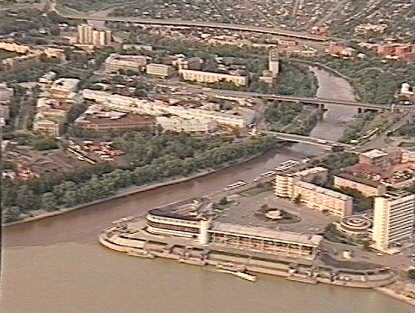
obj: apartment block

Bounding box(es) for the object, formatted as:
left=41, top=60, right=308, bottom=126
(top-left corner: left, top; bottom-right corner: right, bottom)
left=179, top=69, right=248, bottom=87
left=372, top=193, right=415, bottom=253
left=359, top=149, right=390, bottom=169
left=105, top=53, right=148, bottom=73
left=334, top=174, right=387, bottom=197
left=274, top=167, right=328, bottom=198
left=269, top=49, right=280, bottom=77
left=293, top=181, right=353, bottom=218
left=33, top=118, right=62, bottom=137
left=77, top=24, right=111, bottom=47
left=146, top=63, right=175, bottom=77
left=156, top=116, right=217, bottom=133
left=82, top=89, right=251, bottom=128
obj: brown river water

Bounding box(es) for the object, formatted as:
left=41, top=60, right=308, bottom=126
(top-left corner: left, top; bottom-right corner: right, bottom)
left=1, top=67, right=412, bottom=313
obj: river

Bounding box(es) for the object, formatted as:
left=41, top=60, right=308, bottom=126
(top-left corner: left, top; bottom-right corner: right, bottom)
left=1, top=68, right=412, bottom=313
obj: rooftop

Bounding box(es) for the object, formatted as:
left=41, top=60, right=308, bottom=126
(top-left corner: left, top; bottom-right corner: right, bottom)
left=296, top=181, right=353, bottom=201
left=291, top=167, right=328, bottom=177
left=51, top=78, right=80, bottom=92
left=335, top=173, right=384, bottom=188
left=361, top=149, right=388, bottom=159
left=211, top=222, right=322, bottom=246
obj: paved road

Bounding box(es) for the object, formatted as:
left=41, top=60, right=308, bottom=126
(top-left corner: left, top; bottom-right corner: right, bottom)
left=50, top=0, right=329, bottom=42
left=207, top=89, right=407, bottom=111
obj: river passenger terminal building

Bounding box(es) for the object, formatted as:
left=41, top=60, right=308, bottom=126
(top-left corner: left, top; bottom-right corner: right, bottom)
left=146, top=199, right=323, bottom=260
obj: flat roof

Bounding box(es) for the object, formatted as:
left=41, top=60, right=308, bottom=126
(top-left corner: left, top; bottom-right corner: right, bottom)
left=293, top=167, right=328, bottom=177
left=335, top=173, right=383, bottom=188
left=211, top=222, right=322, bottom=246
left=296, top=181, right=353, bottom=201
left=361, top=149, right=388, bottom=159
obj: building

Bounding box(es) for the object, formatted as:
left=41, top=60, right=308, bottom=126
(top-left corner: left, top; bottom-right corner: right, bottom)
left=38, top=71, right=57, bottom=87
left=359, top=149, right=390, bottom=169
left=146, top=63, right=175, bottom=77
left=174, top=57, right=203, bottom=70
left=145, top=199, right=322, bottom=260
left=179, top=69, right=248, bottom=87
left=334, top=174, right=387, bottom=197
left=269, top=49, right=280, bottom=77
left=50, top=78, right=80, bottom=99
left=43, top=48, right=66, bottom=63
left=293, top=181, right=353, bottom=218
left=336, top=215, right=371, bottom=240
left=77, top=24, right=111, bottom=47
left=82, top=89, right=251, bottom=128
left=274, top=167, right=328, bottom=198
left=33, top=118, right=62, bottom=137
left=377, top=43, right=414, bottom=60
left=0, top=105, right=10, bottom=121
left=2, top=53, right=40, bottom=70
left=0, top=83, right=14, bottom=104
left=401, top=150, right=415, bottom=163
left=77, top=24, right=93, bottom=44
left=156, top=116, right=217, bottom=133
left=372, top=192, right=415, bottom=253
left=105, top=54, right=148, bottom=73
left=74, top=104, right=155, bottom=132
left=327, top=42, right=357, bottom=57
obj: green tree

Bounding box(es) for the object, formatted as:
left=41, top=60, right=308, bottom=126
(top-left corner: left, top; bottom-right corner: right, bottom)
left=16, top=185, right=39, bottom=211
left=41, top=192, right=59, bottom=212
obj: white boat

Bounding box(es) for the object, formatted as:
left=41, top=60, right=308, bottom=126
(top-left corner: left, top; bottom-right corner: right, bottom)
left=126, top=249, right=155, bottom=259
left=224, top=180, right=247, bottom=191
left=216, top=269, right=257, bottom=282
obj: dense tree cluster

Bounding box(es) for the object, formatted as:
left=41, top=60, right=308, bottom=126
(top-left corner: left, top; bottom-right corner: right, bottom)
left=265, top=102, right=303, bottom=127
left=339, top=112, right=376, bottom=143
left=392, top=121, right=415, bottom=137
left=309, top=152, right=358, bottom=174
left=2, top=132, right=280, bottom=223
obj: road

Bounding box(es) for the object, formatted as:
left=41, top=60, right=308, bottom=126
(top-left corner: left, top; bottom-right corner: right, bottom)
left=263, top=131, right=351, bottom=149
left=49, top=0, right=329, bottom=42
left=205, top=89, right=408, bottom=111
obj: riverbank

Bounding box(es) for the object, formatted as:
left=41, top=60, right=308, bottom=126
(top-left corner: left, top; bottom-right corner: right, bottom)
left=376, top=287, right=415, bottom=306
left=290, top=58, right=362, bottom=101
left=99, top=221, right=398, bottom=289
left=3, top=149, right=281, bottom=227
left=99, top=219, right=415, bottom=306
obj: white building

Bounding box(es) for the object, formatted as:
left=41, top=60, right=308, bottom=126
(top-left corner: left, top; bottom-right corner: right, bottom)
left=372, top=192, right=415, bottom=253
left=50, top=78, right=80, bottom=99
left=179, top=69, right=248, bottom=87
left=105, top=53, right=148, bottom=73
left=269, top=49, right=280, bottom=77
left=146, top=63, right=175, bottom=77
left=293, top=181, right=353, bottom=218
left=156, top=116, right=217, bottom=133
left=82, top=89, right=250, bottom=128
left=275, top=167, right=328, bottom=198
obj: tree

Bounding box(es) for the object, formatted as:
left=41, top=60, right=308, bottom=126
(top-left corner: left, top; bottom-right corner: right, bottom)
left=293, top=194, right=302, bottom=205
left=41, top=192, right=59, bottom=212
left=3, top=206, right=21, bottom=223
left=16, top=185, right=39, bottom=211
left=408, top=269, right=415, bottom=281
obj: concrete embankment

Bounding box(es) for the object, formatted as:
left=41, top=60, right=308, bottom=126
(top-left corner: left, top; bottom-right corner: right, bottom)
left=99, top=227, right=398, bottom=290
left=376, top=287, right=415, bottom=306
